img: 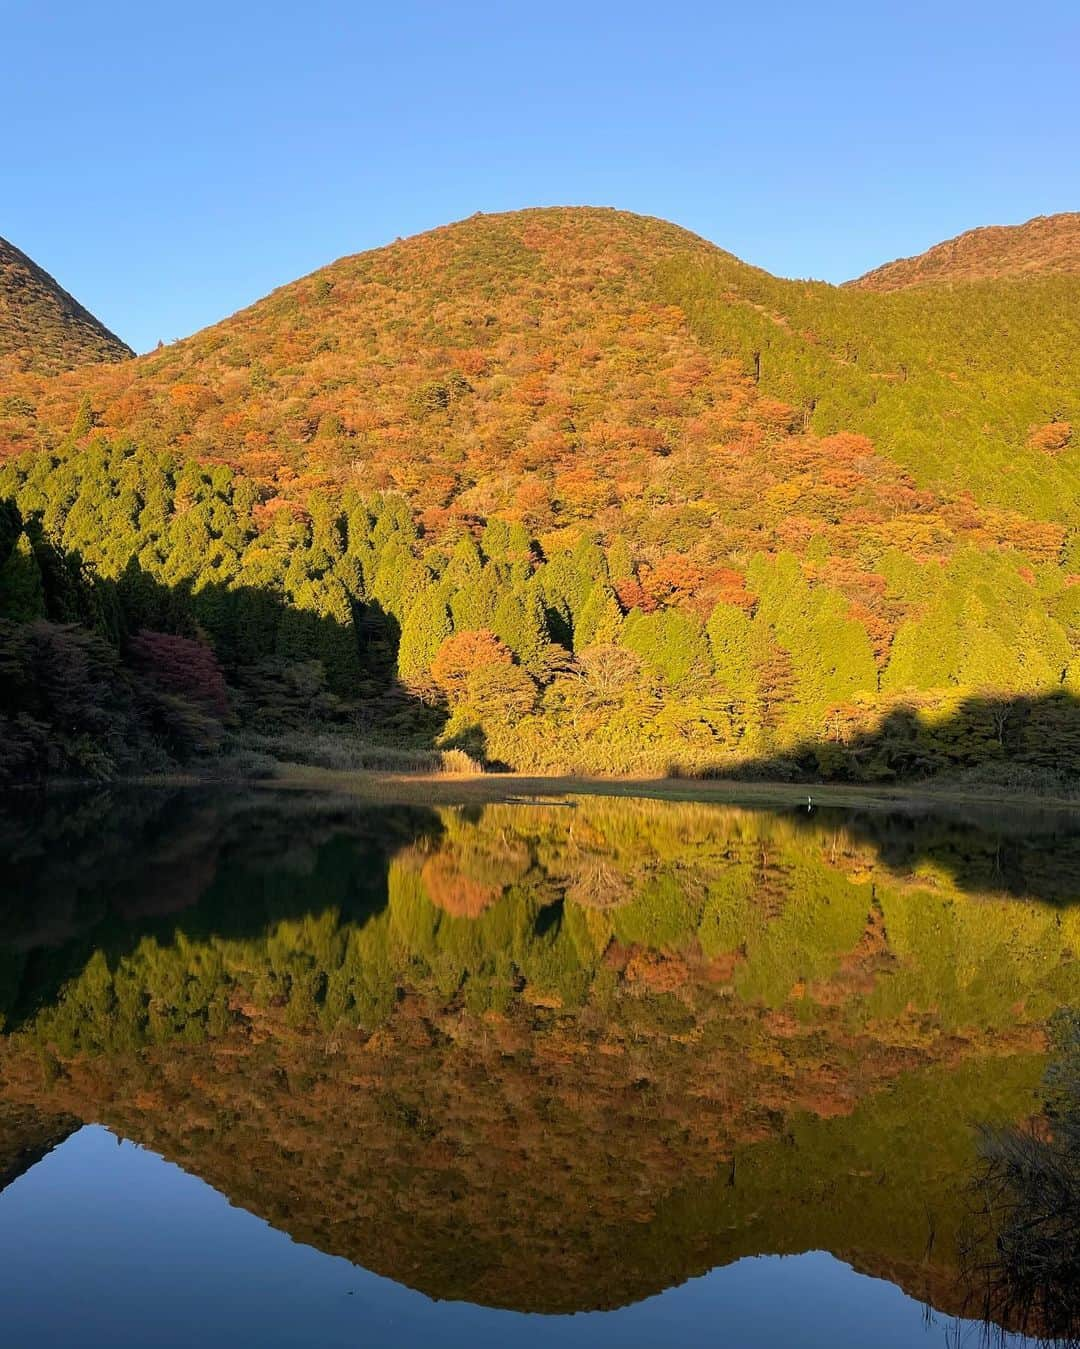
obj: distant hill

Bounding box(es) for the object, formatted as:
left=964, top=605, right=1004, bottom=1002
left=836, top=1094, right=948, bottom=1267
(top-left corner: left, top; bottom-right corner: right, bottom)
left=849, top=212, right=1080, bottom=291
left=0, top=235, right=131, bottom=375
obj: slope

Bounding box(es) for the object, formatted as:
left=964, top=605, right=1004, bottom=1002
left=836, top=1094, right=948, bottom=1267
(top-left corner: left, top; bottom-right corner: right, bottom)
left=2, top=209, right=1080, bottom=779
left=0, top=235, right=132, bottom=376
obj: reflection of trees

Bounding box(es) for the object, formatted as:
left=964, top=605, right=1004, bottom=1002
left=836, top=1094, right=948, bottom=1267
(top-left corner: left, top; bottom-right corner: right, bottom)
left=403, top=812, right=532, bottom=918
left=964, top=1010, right=1080, bottom=1346
left=560, top=854, right=636, bottom=909
left=4, top=795, right=1079, bottom=1052
left=0, top=1102, right=78, bottom=1194
left=960, top=1014, right=1078, bottom=1349
left=1, top=792, right=1077, bottom=1322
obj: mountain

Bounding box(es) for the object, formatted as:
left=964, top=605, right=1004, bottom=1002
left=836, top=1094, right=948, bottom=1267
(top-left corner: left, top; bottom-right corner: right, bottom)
left=850, top=212, right=1080, bottom=292
left=0, top=235, right=132, bottom=376
left=2, top=207, right=1078, bottom=519
left=1, top=208, right=1080, bottom=781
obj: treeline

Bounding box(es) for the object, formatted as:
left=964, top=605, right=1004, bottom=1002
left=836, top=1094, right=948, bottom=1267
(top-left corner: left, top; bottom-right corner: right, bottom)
left=2, top=438, right=1080, bottom=782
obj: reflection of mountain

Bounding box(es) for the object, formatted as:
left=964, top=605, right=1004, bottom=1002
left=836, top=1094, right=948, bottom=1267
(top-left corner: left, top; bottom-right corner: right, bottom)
left=0, top=790, right=1076, bottom=1319
left=0, top=1101, right=78, bottom=1193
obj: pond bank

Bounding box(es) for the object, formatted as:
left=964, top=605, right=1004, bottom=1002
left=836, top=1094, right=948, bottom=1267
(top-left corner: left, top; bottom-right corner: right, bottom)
left=254, top=762, right=1080, bottom=815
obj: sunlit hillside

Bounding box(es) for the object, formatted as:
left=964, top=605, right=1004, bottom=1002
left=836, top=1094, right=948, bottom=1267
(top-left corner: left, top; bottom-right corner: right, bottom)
left=850, top=212, right=1080, bottom=291
left=3, top=207, right=1078, bottom=522
left=2, top=209, right=1079, bottom=780
left=0, top=235, right=131, bottom=377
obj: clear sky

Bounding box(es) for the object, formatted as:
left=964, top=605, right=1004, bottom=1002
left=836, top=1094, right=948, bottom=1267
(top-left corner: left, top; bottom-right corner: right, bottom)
left=4, top=0, right=1077, bottom=353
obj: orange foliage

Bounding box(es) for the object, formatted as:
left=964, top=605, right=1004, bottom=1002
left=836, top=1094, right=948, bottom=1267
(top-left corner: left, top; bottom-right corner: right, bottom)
left=431, top=630, right=513, bottom=694
left=1, top=204, right=1071, bottom=688
left=420, top=854, right=501, bottom=919
left=1027, top=421, right=1072, bottom=454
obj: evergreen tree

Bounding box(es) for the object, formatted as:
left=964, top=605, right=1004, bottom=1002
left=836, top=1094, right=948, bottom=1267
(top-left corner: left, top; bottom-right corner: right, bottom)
left=707, top=602, right=755, bottom=701
left=620, top=608, right=709, bottom=688
left=68, top=395, right=96, bottom=441
left=450, top=565, right=501, bottom=632
left=0, top=534, right=46, bottom=622
left=398, top=586, right=453, bottom=685
left=574, top=581, right=623, bottom=650
left=606, top=534, right=634, bottom=582
left=493, top=584, right=550, bottom=674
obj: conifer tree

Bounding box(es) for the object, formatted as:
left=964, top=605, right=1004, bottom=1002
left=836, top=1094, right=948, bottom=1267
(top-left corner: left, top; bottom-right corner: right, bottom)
left=68, top=395, right=96, bottom=442
left=620, top=608, right=709, bottom=688
left=606, top=534, right=634, bottom=582
left=706, top=602, right=755, bottom=700
left=481, top=517, right=511, bottom=563
left=493, top=584, right=550, bottom=674
left=398, top=586, right=453, bottom=685
left=0, top=532, right=46, bottom=622
left=450, top=565, right=501, bottom=633
left=574, top=581, right=623, bottom=650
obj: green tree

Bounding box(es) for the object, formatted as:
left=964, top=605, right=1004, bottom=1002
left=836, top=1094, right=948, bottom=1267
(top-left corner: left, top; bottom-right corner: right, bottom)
left=0, top=533, right=46, bottom=622
left=574, top=582, right=623, bottom=650
left=398, top=586, right=453, bottom=685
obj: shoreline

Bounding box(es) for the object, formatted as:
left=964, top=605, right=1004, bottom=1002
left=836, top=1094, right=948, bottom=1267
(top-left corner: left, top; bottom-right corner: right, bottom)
left=6, top=763, right=1080, bottom=815
left=253, top=764, right=1080, bottom=815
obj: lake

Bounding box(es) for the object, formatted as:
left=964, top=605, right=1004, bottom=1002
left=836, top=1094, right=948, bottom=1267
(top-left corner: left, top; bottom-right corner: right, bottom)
left=0, top=787, right=1077, bottom=1347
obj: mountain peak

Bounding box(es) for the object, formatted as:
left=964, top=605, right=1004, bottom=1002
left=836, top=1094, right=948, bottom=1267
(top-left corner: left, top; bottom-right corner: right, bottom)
left=849, top=212, right=1080, bottom=291
left=0, top=235, right=132, bottom=375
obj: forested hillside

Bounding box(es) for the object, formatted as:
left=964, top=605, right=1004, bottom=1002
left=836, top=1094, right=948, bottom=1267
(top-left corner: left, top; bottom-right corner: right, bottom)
left=0, top=236, right=131, bottom=377
left=850, top=212, right=1080, bottom=292
left=1, top=209, right=1079, bottom=782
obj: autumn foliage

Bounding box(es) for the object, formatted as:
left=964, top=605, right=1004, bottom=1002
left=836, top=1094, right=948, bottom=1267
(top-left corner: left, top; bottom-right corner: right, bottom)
left=1, top=208, right=1079, bottom=779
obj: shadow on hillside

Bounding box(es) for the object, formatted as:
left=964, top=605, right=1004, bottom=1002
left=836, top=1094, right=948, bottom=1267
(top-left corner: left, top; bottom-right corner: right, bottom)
left=0, top=500, right=469, bottom=780
left=792, top=801, right=1080, bottom=906
left=695, top=690, right=1080, bottom=793
left=687, top=690, right=1080, bottom=904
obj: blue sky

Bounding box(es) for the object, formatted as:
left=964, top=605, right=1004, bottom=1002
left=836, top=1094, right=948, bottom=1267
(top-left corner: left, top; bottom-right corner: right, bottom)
left=4, top=0, right=1077, bottom=352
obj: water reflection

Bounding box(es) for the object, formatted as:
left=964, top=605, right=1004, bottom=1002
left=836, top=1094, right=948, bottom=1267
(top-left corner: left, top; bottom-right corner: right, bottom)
left=0, top=788, right=1077, bottom=1339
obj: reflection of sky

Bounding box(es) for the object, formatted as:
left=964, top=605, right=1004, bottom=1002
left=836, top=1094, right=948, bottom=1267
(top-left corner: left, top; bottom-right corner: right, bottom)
left=0, top=1125, right=1032, bottom=1348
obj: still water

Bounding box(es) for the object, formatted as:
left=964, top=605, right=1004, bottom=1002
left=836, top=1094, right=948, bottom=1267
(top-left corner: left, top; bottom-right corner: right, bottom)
left=0, top=788, right=1077, bottom=1347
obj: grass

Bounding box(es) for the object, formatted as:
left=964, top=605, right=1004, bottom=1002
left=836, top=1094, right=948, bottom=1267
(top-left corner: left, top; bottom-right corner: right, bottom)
left=253, top=762, right=1080, bottom=815
left=234, top=733, right=482, bottom=776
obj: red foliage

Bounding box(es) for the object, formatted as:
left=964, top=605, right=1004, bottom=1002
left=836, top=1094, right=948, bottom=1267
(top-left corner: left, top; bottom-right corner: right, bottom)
left=613, top=577, right=658, bottom=613
left=129, top=631, right=230, bottom=718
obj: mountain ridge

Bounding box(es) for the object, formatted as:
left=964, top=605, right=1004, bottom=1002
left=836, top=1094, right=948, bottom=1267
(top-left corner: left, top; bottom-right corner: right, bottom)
left=3, top=206, right=1080, bottom=782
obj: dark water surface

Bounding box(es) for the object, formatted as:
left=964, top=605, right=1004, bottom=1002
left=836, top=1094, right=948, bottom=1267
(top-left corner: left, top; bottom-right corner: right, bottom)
left=0, top=787, right=1077, bottom=1346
